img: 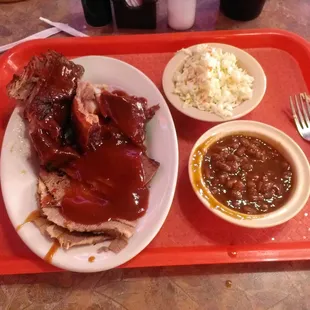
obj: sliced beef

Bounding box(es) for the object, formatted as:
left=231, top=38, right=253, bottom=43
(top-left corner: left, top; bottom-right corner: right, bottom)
left=98, top=238, right=128, bottom=254
left=41, top=207, right=136, bottom=239
left=45, top=224, right=111, bottom=250
left=37, top=168, right=138, bottom=236
left=37, top=178, right=55, bottom=208
left=32, top=216, right=51, bottom=235
left=32, top=216, right=112, bottom=250
left=38, top=170, right=70, bottom=206
left=106, top=238, right=128, bottom=254
left=145, top=104, right=160, bottom=121
left=97, top=246, right=110, bottom=253
left=141, top=154, right=160, bottom=185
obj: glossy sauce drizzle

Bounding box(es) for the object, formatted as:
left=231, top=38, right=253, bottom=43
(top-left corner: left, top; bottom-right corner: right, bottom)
left=16, top=210, right=41, bottom=231
left=44, top=241, right=60, bottom=263
left=62, top=141, right=149, bottom=225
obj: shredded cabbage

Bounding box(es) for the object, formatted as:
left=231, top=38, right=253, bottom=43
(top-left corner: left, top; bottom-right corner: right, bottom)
left=173, top=45, right=254, bottom=118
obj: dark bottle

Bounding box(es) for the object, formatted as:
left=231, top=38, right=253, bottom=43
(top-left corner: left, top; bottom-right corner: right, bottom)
left=220, top=0, right=267, bottom=21
left=112, top=0, right=157, bottom=29
left=81, top=0, right=112, bottom=27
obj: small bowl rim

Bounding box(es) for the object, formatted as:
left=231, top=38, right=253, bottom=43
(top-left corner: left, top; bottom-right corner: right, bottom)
left=162, top=42, right=267, bottom=122
left=188, top=120, right=310, bottom=228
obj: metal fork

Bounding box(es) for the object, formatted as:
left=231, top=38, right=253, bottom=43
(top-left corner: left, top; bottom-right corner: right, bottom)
left=290, top=93, right=310, bottom=141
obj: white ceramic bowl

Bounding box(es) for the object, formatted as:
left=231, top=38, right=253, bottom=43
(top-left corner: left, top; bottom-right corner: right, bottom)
left=162, top=43, right=267, bottom=122
left=188, top=120, right=310, bottom=228
left=1, top=56, right=179, bottom=272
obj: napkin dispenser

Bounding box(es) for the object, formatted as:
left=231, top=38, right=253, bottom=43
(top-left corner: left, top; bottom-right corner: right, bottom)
left=112, top=0, right=157, bottom=29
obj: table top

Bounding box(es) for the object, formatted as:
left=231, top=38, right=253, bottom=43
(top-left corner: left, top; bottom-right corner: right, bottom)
left=1, top=0, right=310, bottom=309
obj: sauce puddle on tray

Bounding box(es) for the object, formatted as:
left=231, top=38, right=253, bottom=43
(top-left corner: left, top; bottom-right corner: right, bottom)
left=227, top=251, right=238, bottom=258
left=225, top=280, right=232, bottom=288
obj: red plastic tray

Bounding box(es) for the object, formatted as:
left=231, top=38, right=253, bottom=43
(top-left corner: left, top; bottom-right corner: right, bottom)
left=0, top=29, right=310, bottom=275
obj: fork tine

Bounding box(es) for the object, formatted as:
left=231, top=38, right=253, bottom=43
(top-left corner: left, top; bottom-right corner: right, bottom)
left=304, top=92, right=310, bottom=119
left=295, top=94, right=307, bottom=129
left=290, top=96, right=303, bottom=134
left=300, top=93, right=310, bottom=127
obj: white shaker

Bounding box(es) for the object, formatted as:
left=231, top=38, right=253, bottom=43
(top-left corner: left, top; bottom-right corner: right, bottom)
left=167, top=0, right=197, bottom=31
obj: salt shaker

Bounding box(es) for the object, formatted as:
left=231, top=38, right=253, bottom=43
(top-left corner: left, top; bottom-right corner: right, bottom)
left=167, top=0, right=197, bottom=31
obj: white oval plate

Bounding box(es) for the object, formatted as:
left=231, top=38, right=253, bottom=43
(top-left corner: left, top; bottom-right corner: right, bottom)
left=0, top=56, right=179, bottom=272
left=162, top=43, right=267, bottom=122
left=189, top=120, right=310, bottom=228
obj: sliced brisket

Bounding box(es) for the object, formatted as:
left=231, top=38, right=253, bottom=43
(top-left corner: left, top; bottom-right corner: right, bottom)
left=41, top=207, right=136, bottom=239
left=33, top=216, right=112, bottom=250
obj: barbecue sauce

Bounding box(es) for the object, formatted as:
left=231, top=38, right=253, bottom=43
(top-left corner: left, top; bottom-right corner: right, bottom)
left=100, top=91, right=146, bottom=146
left=44, top=240, right=60, bottom=263
left=61, top=140, right=149, bottom=225
left=16, top=210, right=41, bottom=231
left=21, top=52, right=84, bottom=169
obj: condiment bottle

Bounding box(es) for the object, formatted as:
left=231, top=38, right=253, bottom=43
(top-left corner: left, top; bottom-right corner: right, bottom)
left=167, top=0, right=197, bottom=31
